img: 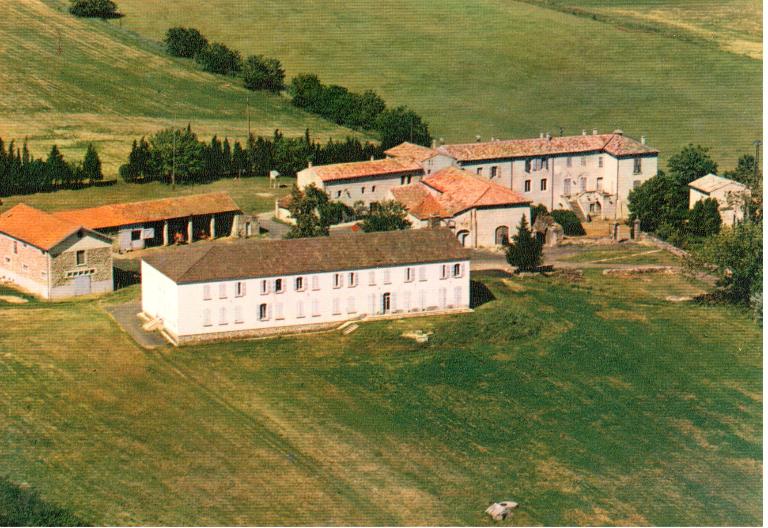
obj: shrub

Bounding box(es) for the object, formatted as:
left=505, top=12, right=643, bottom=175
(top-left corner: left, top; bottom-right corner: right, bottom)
left=360, top=201, right=411, bottom=232
left=195, top=43, right=242, bottom=76
left=505, top=216, right=543, bottom=272
left=0, top=477, right=85, bottom=526
left=687, top=197, right=721, bottom=238
left=69, top=0, right=122, bottom=18
left=243, top=55, right=285, bottom=93
left=531, top=204, right=548, bottom=224
left=164, top=27, right=208, bottom=58
left=550, top=209, right=586, bottom=236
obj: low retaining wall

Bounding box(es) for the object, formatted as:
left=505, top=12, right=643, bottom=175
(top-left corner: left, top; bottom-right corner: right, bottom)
left=641, top=233, right=689, bottom=258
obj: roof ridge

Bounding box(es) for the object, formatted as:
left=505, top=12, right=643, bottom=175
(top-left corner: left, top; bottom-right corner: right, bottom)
left=176, top=244, right=220, bottom=282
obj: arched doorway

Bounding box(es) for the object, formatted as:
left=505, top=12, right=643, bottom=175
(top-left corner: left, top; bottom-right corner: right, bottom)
left=495, top=226, right=509, bottom=246
left=589, top=201, right=602, bottom=217
left=456, top=230, right=470, bottom=247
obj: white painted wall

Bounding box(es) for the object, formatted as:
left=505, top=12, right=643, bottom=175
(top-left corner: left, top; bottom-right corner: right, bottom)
left=144, top=260, right=470, bottom=339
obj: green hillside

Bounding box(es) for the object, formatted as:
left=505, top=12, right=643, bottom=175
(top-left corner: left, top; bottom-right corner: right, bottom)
left=111, top=0, right=761, bottom=168
left=0, top=269, right=760, bottom=525
left=0, top=0, right=362, bottom=175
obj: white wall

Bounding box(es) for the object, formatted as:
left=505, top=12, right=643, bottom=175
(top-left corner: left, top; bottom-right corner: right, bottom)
left=153, top=260, right=470, bottom=339
left=141, top=261, right=180, bottom=336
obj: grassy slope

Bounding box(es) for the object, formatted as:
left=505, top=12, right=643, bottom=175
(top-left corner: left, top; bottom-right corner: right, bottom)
left=0, top=266, right=760, bottom=525
left=111, top=0, right=761, bottom=168
left=0, top=1, right=361, bottom=175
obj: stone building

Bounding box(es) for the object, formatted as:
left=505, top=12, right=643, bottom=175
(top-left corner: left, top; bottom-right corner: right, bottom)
left=688, top=173, right=751, bottom=226
left=0, top=204, right=113, bottom=298
left=53, top=192, right=247, bottom=252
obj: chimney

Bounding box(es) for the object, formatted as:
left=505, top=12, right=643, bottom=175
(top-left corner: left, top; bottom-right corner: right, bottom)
left=431, top=139, right=437, bottom=149
left=307, top=161, right=312, bottom=168
left=370, top=155, right=375, bottom=161
left=539, top=132, right=544, bottom=139
left=475, top=135, right=481, bottom=142
left=490, top=136, right=495, bottom=142
left=439, top=137, right=444, bottom=145
left=582, top=129, right=587, bottom=136
left=545, top=132, right=551, bottom=141
left=641, top=135, right=647, bottom=145
left=592, top=128, right=598, bottom=135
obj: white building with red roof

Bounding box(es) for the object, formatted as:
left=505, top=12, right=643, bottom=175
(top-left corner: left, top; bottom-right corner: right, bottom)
left=389, top=167, right=531, bottom=247
left=0, top=204, right=113, bottom=298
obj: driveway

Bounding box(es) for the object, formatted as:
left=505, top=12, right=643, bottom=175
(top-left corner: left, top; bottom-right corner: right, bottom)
left=106, top=301, right=168, bottom=349
left=257, top=212, right=291, bottom=239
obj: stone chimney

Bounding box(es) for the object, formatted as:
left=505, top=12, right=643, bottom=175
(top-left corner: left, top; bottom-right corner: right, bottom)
left=545, top=132, right=552, bottom=141
left=475, top=135, right=481, bottom=142
left=431, top=139, right=437, bottom=149
left=307, top=161, right=312, bottom=168
left=641, top=135, right=647, bottom=145
left=592, top=128, right=598, bottom=135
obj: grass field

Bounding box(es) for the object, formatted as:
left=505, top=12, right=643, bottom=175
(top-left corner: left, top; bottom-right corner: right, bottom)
left=105, top=0, right=762, bottom=168
left=559, top=243, right=683, bottom=265
left=0, top=1, right=362, bottom=176
left=0, top=176, right=295, bottom=215
left=0, top=268, right=760, bottom=525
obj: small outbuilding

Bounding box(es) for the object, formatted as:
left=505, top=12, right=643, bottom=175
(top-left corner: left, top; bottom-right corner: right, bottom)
left=688, top=173, right=750, bottom=226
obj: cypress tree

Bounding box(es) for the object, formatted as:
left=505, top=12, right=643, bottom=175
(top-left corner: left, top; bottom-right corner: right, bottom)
left=505, top=215, right=543, bottom=272
left=82, top=143, right=103, bottom=184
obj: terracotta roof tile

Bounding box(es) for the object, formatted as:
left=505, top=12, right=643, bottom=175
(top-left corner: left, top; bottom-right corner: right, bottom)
left=390, top=184, right=450, bottom=219
left=53, top=192, right=241, bottom=230
left=438, top=133, right=656, bottom=161
left=688, top=173, right=749, bottom=194
left=0, top=204, right=83, bottom=251
left=306, top=158, right=423, bottom=183
left=143, top=228, right=468, bottom=284
left=384, top=142, right=439, bottom=162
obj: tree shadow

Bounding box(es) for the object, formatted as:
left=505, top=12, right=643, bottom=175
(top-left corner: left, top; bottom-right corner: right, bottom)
left=470, top=279, right=496, bottom=308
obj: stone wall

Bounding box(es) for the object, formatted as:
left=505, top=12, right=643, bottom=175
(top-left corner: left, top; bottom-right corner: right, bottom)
left=50, top=247, right=113, bottom=287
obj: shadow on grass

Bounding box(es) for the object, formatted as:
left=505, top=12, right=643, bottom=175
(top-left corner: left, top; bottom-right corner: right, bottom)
left=0, top=477, right=87, bottom=526
left=470, top=279, right=496, bottom=308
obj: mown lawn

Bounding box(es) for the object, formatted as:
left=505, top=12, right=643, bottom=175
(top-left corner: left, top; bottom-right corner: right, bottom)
left=110, top=0, right=762, bottom=167
left=0, top=268, right=760, bottom=525
left=558, top=243, right=683, bottom=265
left=0, top=176, right=294, bottom=215
left=0, top=1, right=363, bottom=176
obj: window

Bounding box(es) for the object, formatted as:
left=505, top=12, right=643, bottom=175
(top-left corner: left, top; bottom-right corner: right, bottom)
left=596, top=177, right=603, bottom=191
left=333, top=273, right=343, bottom=288
left=403, top=291, right=412, bottom=311
left=524, top=180, right=531, bottom=192
left=540, top=178, right=547, bottom=191
left=405, top=267, right=414, bottom=282
left=476, top=167, right=483, bottom=175
left=579, top=177, right=586, bottom=192
left=259, top=303, right=269, bottom=321
left=234, top=305, right=244, bottom=324
left=457, top=230, right=469, bottom=247
left=441, top=265, right=449, bottom=279
left=371, top=185, right=376, bottom=192
left=203, top=285, right=212, bottom=300
left=598, top=156, right=604, bottom=168
left=361, top=187, right=366, bottom=194
left=203, top=308, right=212, bottom=326
left=633, top=180, right=641, bottom=189
left=419, top=290, right=427, bottom=310
left=525, top=159, right=531, bottom=173
left=311, top=276, right=320, bottom=290
left=332, top=298, right=341, bottom=315
left=275, top=278, right=284, bottom=293
left=454, top=286, right=463, bottom=307
left=401, top=175, right=413, bottom=185
left=368, top=270, right=376, bottom=286
left=22, top=264, right=28, bottom=272
left=335, top=190, right=341, bottom=198
left=566, top=157, right=572, bottom=167
left=542, top=158, right=548, bottom=170
left=581, top=156, right=587, bottom=167
left=383, top=269, right=391, bottom=284
left=235, top=281, right=246, bottom=297
left=219, top=283, right=227, bottom=299
left=74, top=250, right=85, bottom=266
left=12, top=241, right=17, bottom=254
left=439, top=288, right=447, bottom=308
left=261, top=280, right=270, bottom=295
left=633, top=157, right=642, bottom=174
left=348, top=272, right=357, bottom=287
left=296, top=300, right=305, bottom=318
left=418, top=267, right=427, bottom=281
left=347, top=296, right=356, bottom=314
left=311, top=299, right=320, bottom=317
left=131, top=230, right=141, bottom=241
left=219, top=307, right=228, bottom=325
left=490, top=166, right=498, bottom=179
left=453, top=263, right=463, bottom=277
left=275, top=303, right=284, bottom=320
left=295, top=276, right=305, bottom=291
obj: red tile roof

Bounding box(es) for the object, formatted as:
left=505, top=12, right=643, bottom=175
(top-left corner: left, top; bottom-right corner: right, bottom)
left=392, top=167, right=530, bottom=219
left=305, top=158, right=423, bottom=183
left=384, top=142, right=439, bottom=162
left=0, top=204, right=83, bottom=251
left=143, top=228, right=468, bottom=284
left=438, top=133, right=656, bottom=161
left=53, top=192, right=241, bottom=230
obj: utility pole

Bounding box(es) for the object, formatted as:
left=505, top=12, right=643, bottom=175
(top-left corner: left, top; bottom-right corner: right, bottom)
left=171, top=122, right=177, bottom=190
left=753, top=139, right=761, bottom=185
left=247, top=96, right=251, bottom=138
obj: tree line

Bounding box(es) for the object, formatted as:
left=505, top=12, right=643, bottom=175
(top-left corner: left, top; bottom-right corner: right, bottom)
left=163, top=27, right=432, bottom=149
left=119, top=126, right=383, bottom=184
left=0, top=139, right=104, bottom=197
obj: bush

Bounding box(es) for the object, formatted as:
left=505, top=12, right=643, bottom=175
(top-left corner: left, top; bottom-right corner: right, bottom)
left=0, top=477, right=86, bottom=526
left=164, top=27, right=208, bottom=58
left=505, top=216, right=543, bottom=272
left=531, top=204, right=548, bottom=224
left=550, top=209, right=586, bottom=236
left=687, top=197, right=721, bottom=238
left=360, top=201, right=411, bottom=232
left=195, top=43, right=242, bottom=76
left=243, top=55, right=285, bottom=93
left=69, top=0, right=122, bottom=18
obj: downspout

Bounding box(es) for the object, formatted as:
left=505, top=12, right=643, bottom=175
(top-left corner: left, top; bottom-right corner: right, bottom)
left=46, top=250, right=52, bottom=299
left=551, top=156, right=555, bottom=209
left=614, top=156, right=620, bottom=220
left=473, top=209, right=478, bottom=248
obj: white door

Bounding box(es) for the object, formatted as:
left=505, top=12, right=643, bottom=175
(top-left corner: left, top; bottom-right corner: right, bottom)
left=73, top=275, right=91, bottom=296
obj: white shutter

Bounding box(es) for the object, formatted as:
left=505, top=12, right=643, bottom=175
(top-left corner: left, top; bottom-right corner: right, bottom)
left=219, top=283, right=227, bottom=298
left=219, top=306, right=227, bottom=324
left=332, top=298, right=341, bottom=315
left=368, top=270, right=376, bottom=285
left=234, top=305, right=243, bottom=323
left=454, top=286, right=462, bottom=307
left=275, top=302, right=284, bottom=320
left=312, top=276, right=320, bottom=290
left=369, top=293, right=376, bottom=314
left=419, top=267, right=427, bottom=281
left=403, top=291, right=411, bottom=311
left=347, top=296, right=356, bottom=313
left=296, top=301, right=304, bottom=318
left=203, top=308, right=212, bottom=326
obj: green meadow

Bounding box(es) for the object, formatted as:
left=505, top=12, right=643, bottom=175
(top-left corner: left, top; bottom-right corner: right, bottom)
left=0, top=1, right=361, bottom=175
left=0, top=267, right=760, bottom=525
left=109, top=0, right=762, bottom=167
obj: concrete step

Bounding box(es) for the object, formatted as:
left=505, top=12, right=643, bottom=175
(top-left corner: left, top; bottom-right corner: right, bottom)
left=568, top=200, right=587, bottom=222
